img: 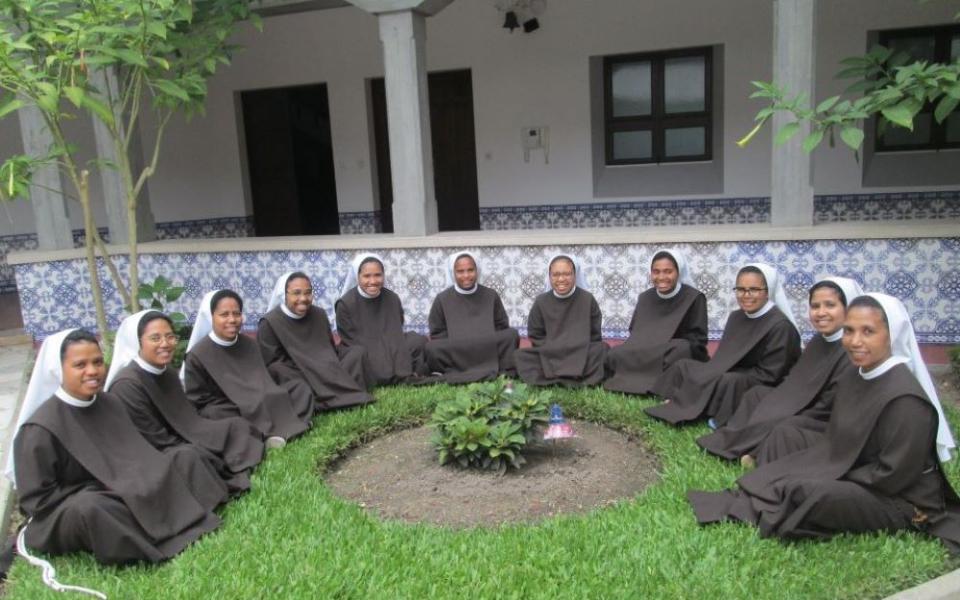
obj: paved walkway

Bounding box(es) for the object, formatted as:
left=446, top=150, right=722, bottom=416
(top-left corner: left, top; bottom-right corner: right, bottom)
left=0, top=339, right=33, bottom=534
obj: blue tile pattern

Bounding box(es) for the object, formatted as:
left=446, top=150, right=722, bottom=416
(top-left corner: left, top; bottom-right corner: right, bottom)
left=479, top=197, right=770, bottom=230
left=0, top=217, right=254, bottom=294
left=14, top=237, right=960, bottom=346
left=338, top=211, right=383, bottom=234
left=814, top=190, right=960, bottom=224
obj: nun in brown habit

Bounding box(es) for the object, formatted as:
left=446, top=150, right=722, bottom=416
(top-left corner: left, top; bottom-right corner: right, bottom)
left=516, top=254, right=607, bottom=387
left=645, top=263, right=801, bottom=426
left=107, top=310, right=264, bottom=496
left=425, top=251, right=519, bottom=383
left=259, top=271, right=374, bottom=410
left=182, top=290, right=309, bottom=442
left=688, top=294, right=960, bottom=553
left=604, top=248, right=708, bottom=395
left=12, top=330, right=223, bottom=567
left=334, top=253, right=430, bottom=386
left=697, top=277, right=863, bottom=466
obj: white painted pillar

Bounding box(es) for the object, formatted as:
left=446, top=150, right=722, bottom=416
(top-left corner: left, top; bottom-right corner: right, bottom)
left=771, top=0, right=816, bottom=226
left=378, top=10, right=438, bottom=236
left=16, top=104, right=73, bottom=250
left=89, top=68, right=156, bottom=244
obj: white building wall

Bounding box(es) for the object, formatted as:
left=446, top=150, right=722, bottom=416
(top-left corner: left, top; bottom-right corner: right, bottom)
left=1, top=0, right=957, bottom=235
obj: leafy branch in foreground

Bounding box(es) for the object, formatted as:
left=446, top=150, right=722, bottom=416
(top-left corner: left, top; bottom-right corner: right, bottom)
left=0, top=0, right=260, bottom=349
left=738, top=43, right=960, bottom=154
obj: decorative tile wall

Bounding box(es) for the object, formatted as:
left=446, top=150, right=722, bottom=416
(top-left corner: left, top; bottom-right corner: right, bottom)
left=814, top=190, right=960, bottom=224
left=477, top=190, right=960, bottom=230
left=0, top=217, right=254, bottom=294
left=14, top=237, right=960, bottom=346
left=338, top=211, right=383, bottom=234
left=479, top=197, right=771, bottom=230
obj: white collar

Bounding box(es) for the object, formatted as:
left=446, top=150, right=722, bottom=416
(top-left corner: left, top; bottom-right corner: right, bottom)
left=823, top=328, right=844, bottom=343
left=860, top=355, right=909, bottom=380
left=454, top=283, right=478, bottom=295
left=357, top=285, right=380, bottom=299
left=55, top=386, right=97, bottom=407
left=280, top=303, right=306, bottom=320
left=745, top=300, right=775, bottom=319
left=552, top=286, right=576, bottom=299
left=656, top=282, right=682, bottom=300
left=134, top=356, right=166, bottom=375
left=209, top=331, right=238, bottom=347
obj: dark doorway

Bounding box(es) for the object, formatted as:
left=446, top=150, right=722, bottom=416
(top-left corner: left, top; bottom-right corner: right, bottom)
left=240, top=84, right=340, bottom=236
left=371, top=69, right=480, bottom=232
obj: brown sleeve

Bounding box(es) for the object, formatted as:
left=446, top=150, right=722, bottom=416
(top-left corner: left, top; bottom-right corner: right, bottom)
left=14, top=425, right=77, bottom=517
left=590, top=296, right=603, bottom=342
left=493, top=294, right=511, bottom=331
left=428, top=296, right=447, bottom=339
left=527, top=300, right=546, bottom=346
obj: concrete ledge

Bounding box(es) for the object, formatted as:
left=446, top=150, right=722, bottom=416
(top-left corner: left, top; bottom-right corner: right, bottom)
left=7, top=219, right=960, bottom=265
left=883, top=568, right=960, bottom=600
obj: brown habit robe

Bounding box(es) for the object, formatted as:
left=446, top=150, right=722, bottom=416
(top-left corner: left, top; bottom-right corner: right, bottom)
left=109, top=361, right=265, bottom=494
left=335, top=287, right=428, bottom=385
left=14, top=392, right=223, bottom=564
left=688, top=364, right=960, bottom=553
left=697, top=334, right=853, bottom=464
left=645, top=305, right=801, bottom=425
left=603, top=284, right=708, bottom=395
left=516, top=288, right=607, bottom=387
left=425, top=285, right=520, bottom=384
left=259, top=306, right=374, bottom=411
left=184, top=335, right=310, bottom=439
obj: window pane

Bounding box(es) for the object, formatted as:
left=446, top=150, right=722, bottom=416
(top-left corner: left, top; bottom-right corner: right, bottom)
left=885, top=35, right=936, bottom=62
left=664, top=127, right=706, bottom=157
left=612, top=130, right=652, bottom=160
left=611, top=61, right=651, bottom=117
left=946, top=113, right=960, bottom=144
left=664, top=56, right=706, bottom=113
left=880, top=113, right=932, bottom=147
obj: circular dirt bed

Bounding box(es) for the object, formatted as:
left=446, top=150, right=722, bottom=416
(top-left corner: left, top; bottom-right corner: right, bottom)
left=325, top=420, right=660, bottom=527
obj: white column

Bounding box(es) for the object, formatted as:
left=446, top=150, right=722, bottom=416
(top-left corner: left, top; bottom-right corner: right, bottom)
left=16, top=104, right=73, bottom=250
left=378, top=10, right=438, bottom=236
left=90, top=68, right=156, bottom=244
left=770, top=0, right=816, bottom=226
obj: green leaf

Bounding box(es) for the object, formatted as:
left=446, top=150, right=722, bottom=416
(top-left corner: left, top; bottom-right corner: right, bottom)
left=774, top=122, right=801, bottom=145
left=0, top=96, right=25, bottom=120
left=81, top=95, right=115, bottom=128
left=113, top=48, right=149, bottom=68
left=934, top=95, right=959, bottom=125
left=840, top=126, right=864, bottom=150
left=816, top=95, right=840, bottom=113
left=146, top=21, right=168, bottom=39
left=881, top=102, right=918, bottom=130
left=64, top=85, right=84, bottom=108
left=138, top=287, right=155, bottom=300
left=152, top=79, right=191, bottom=102
left=802, top=128, right=825, bottom=153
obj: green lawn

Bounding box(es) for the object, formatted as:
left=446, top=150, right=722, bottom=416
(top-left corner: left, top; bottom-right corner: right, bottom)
left=6, top=385, right=959, bottom=600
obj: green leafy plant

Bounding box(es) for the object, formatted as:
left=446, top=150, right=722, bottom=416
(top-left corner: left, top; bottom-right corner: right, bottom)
left=950, top=346, right=960, bottom=382
left=430, top=379, right=549, bottom=474
left=738, top=39, right=960, bottom=155
left=138, top=275, right=191, bottom=367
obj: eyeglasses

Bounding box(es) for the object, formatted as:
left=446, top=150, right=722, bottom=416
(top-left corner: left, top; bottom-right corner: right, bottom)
left=733, top=287, right=768, bottom=297
left=144, top=333, right=179, bottom=344
left=287, top=289, right=314, bottom=298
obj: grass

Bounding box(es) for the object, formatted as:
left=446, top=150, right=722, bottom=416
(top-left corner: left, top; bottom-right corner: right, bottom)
left=5, top=384, right=960, bottom=600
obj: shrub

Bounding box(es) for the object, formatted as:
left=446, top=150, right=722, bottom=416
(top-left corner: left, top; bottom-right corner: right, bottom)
left=950, top=346, right=960, bottom=382
left=430, top=379, right=549, bottom=474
